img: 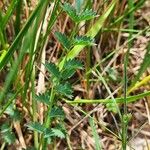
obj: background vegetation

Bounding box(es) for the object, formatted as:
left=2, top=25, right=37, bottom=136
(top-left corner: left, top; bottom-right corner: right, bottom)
left=0, top=0, right=150, bottom=149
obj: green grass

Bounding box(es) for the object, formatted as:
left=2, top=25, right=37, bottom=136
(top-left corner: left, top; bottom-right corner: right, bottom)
left=0, top=0, right=149, bottom=149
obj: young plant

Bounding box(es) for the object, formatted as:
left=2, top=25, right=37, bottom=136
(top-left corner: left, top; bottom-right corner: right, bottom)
left=26, top=1, right=96, bottom=149
left=26, top=58, right=83, bottom=149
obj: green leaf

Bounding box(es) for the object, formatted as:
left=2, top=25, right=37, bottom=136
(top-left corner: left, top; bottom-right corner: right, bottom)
left=61, top=2, right=96, bottom=23
left=44, top=128, right=65, bottom=139
left=4, top=103, right=14, bottom=116
left=55, top=123, right=67, bottom=134
left=0, top=88, right=22, bottom=117
left=2, top=131, right=16, bottom=145
left=78, top=9, right=96, bottom=22
left=26, top=122, right=45, bottom=134
left=61, top=69, right=76, bottom=80
left=1, top=123, right=10, bottom=133
left=55, top=83, right=73, bottom=98
left=61, top=2, right=77, bottom=22
left=54, top=32, right=71, bottom=50
left=1, top=123, right=16, bottom=144
left=50, top=106, right=65, bottom=118
left=106, top=68, right=117, bottom=81
left=64, top=59, right=83, bottom=70
left=35, top=92, right=50, bottom=106
left=73, top=36, right=95, bottom=46
left=61, top=59, right=83, bottom=80
left=45, top=62, right=60, bottom=79
left=75, top=0, right=84, bottom=13
left=89, top=118, right=101, bottom=150
left=106, top=103, right=117, bottom=113
left=123, top=114, right=132, bottom=125
left=4, top=101, right=21, bottom=121
left=11, top=109, right=22, bottom=121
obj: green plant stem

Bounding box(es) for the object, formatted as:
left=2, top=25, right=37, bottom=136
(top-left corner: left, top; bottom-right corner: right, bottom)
left=85, top=0, right=92, bottom=98
left=31, top=65, right=38, bottom=148
left=102, top=28, right=141, bottom=33
left=70, top=23, right=79, bottom=39
left=40, top=86, right=55, bottom=149
left=86, top=46, right=91, bottom=98
left=46, top=87, right=55, bottom=128
left=0, top=27, right=5, bottom=49
left=121, top=118, right=127, bottom=150
left=122, top=0, right=134, bottom=149
left=15, top=0, right=22, bottom=35
left=65, top=91, right=150, bottom=104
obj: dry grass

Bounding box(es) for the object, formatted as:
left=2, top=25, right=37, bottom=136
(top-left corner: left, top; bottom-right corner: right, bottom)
left=0, top=0, right=150, bottom=149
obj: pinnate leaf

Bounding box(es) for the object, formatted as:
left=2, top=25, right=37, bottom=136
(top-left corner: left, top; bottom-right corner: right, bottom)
left=64, top=59, right=83, bottom=70
left=26, top=122, right=45, bottom=134
left=55, top=32, right=71, bottom=50
left=44, top=128, right=65, bottom=139
left=73, top=36, right=95, bottom=46
left=55, top=83, right=73, bottom=98
left=45, top=62, right=60, bottom=79
left=61, top=69, right=76, bottom=80
left=1, top=123, right=16, bottom=144
left=61, top=2, right=96, bottom=23
left=35, top=92, right=50, bottom=105
left=78, top=9, right=96, bottom=22
left=50, top=106, right=65, bottom=118
left=75, top=0, right=84, bottom=13
left=61, top=2, right=77, bottom=22
left=61, top=59, right=83, bottom=79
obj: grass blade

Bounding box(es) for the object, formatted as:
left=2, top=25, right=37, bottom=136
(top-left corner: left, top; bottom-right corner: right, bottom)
left=89, top=118, right=102, bottom=150
left=65, top=90, right=150, bottom=104
left=0, top=0, right=19, bottom=29
left=0, top=0, right=49, bottom=71
left=0, top=0, right=49, bottom=101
